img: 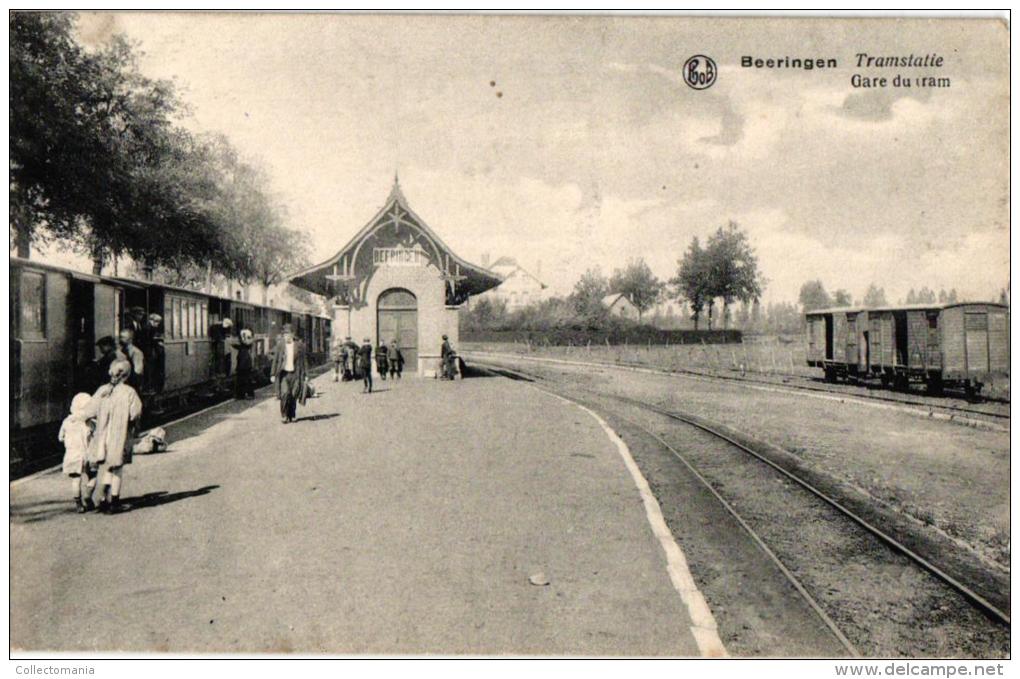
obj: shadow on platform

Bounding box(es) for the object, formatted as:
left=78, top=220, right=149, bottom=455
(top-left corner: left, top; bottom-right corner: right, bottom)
left=10, top=485, right=220, bottom=523
left=120, top=485, right=220, bottom=513
left=293, top=413, right=340, bottom=423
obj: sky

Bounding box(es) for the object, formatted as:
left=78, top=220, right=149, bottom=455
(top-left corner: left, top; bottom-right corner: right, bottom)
left=69, top=13, right=1009, bottom=304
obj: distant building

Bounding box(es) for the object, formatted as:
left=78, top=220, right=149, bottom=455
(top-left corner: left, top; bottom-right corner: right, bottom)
left=602, top=292, right=638, bottom=320
left=288, top=177, right=500, bottom=376
left=477, top=255, right=549, bottom=311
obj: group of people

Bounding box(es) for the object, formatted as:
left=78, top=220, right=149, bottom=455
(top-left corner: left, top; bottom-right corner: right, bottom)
left=82, top=307, right=165, bottom=399
left=60, top=360, right=143, bottom=514
left=331, top=337, right=405, bottom=393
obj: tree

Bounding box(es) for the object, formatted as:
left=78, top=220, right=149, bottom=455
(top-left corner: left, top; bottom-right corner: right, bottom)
left=909, top=287, right=937, bottom=304
left=832, top=289, right=853, bottom=306
left=671, top=237, right=713, bottom=329
left=798, top=280, right=831, bottom=312
left=862, top=284, right=888, bottom=307
left=609, top=258, right=663, bottom=321
left=10, top=12, right=303, bottom=288
left=705, top=221, right=764, bottom=328
left=570, top=267, right=610, bottom=324
left=937, top=288, right=960, bottom=303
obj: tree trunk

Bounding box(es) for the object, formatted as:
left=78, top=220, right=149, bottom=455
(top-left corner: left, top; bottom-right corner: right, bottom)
left=91, top=245, right=106, bottom=275
left=15, top=224, right=31, bottom=259
left=142, top=256, right=155, bottom=281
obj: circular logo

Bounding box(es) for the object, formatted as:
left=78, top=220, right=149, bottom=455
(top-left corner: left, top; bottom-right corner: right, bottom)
left=683, top=55, right=717, bottom=90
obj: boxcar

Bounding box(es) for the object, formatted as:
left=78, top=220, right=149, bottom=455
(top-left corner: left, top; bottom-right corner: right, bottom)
left=938, top=303, right=1009, bottom=392
left=805, top=307, right=869, bottom=382
left=806, top=301, right=1009, bottom=394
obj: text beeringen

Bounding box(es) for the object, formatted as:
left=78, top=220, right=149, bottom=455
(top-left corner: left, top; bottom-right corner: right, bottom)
left=741, top=56, right=838, bottom=70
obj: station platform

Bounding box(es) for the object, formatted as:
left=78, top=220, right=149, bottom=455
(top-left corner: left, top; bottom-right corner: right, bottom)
left=11, top=370, right=718, bottom=655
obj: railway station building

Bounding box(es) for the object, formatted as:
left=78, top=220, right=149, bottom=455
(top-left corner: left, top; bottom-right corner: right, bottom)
left=288, top=177, right=501, bottom=377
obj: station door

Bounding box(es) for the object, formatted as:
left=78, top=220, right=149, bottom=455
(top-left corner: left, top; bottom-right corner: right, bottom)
left=378, top=289, right=418, bottom=371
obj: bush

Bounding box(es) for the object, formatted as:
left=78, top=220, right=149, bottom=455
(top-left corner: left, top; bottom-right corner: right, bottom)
left=462, top=327, right=741, bottom=346
left=461, top=296, right=741, bottom=345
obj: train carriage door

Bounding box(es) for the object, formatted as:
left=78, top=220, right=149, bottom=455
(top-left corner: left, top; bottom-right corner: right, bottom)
left=69, top=279, right=94, bottom=387
left=870, top=317, right=883, bottom=370
left=824, top=314, right=833, bottom=360
left=964, top=312, right=990, bottom=374
left=894, top=312, right=908, bottom=366
left=377, top=289, right=418, bottom=372
left=845, top=313, right=857, bottom=366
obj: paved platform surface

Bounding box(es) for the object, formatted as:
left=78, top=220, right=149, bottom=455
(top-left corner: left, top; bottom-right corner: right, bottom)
left=11, top=372, right=707, bottom=655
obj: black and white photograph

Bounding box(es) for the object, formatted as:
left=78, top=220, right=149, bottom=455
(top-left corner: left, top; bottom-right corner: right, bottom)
left=7, top=9, right=1012, bottom=668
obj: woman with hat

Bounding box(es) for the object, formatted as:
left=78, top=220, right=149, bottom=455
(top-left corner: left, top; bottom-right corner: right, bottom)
left=270, top=324, right=308, bottom=423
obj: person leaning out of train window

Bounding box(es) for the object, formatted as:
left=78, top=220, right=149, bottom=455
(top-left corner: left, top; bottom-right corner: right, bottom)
left=85, top=360, right=143, bottom=514
left=232, top=328, right=256, bottom=399
left=82, top=336, right=119, bottom=394
left=270, top=324, right=308, bottom=424
left=126, top=306, right=147, bottom=342
left=117, top=328, right=145, bottom=392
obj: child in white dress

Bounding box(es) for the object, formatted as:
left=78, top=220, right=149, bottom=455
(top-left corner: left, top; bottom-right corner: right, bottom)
left=59, top=393, right=97, bottom=513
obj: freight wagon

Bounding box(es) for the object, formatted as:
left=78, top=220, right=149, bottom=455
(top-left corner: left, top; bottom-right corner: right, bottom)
left=805, top=302, right=1008, bottom=394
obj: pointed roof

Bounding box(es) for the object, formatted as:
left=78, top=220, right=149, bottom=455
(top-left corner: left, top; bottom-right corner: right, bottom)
left=288, top=177, right=501, bottom=301
left=602, top=292, right=633, bottom=308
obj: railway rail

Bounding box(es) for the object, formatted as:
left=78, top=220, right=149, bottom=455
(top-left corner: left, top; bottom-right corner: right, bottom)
left=466, top=350, right=1009, bottom=427
left=477, top=360, right=1010, bottom=657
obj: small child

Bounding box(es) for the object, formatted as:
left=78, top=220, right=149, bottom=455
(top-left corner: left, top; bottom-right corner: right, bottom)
left=59, top=393, right=97, bottom=513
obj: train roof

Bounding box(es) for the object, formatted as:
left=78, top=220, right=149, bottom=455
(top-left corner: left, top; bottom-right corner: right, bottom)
left=805, top=301, right=1009, bottom=317
left=11, top=256, right=331, bottom=319
left=804, top=306, right=866, bottom=315
left=869, top=302, right=1009, bottom=312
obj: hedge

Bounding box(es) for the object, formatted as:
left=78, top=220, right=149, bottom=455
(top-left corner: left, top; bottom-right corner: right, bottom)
left=461, top=327, right=742, bottom=346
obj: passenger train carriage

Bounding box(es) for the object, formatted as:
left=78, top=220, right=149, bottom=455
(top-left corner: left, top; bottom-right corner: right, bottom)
left=806, top=302, right=1009, bottom=394
left=11, top=257, right=331, bottom=474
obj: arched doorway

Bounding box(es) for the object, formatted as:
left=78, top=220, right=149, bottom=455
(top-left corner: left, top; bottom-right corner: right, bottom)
left=377, top=288, right=418, bottom=372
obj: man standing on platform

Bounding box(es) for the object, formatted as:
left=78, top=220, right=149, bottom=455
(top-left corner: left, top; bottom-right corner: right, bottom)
left=271, top=324, right=308, bottom=424
left=358, top=337, right=373, bottom=393
left=441, top=334, right=456, bottom=380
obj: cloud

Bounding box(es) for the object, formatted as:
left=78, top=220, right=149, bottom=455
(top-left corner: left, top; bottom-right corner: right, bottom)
left=836, top=88, right=933, bottom=122
left=63, top=14, right=1008, bottom=306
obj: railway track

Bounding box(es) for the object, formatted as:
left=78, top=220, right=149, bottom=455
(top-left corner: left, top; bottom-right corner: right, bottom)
left=466, top=350, right=1010, bottom=426
left=478, top=361, right=1010, bottom=657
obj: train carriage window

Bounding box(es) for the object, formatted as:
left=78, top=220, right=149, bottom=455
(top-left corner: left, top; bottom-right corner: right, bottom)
left=200, top=303, right=208, bottom=337
left=964, top=313, right=988, bottom=331
left=190, top=301, right=198, bottom=337
left=19, top=271, right=46, bottom=340
left=172, top=298, right=182, bottom=339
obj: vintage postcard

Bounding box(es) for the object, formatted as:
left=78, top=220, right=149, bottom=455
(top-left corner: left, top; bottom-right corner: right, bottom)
left=8, top=11, right=1010, bottom=667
